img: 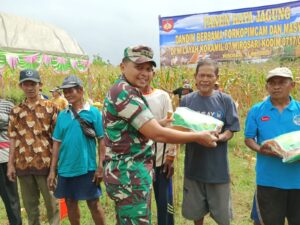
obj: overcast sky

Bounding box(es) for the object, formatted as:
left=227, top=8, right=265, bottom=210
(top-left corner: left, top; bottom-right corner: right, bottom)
left=1, top=0, right=291, bottom=65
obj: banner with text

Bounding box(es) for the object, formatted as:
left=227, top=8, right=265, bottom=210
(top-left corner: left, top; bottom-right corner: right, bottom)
left=159, top=1, right=300, bottom=66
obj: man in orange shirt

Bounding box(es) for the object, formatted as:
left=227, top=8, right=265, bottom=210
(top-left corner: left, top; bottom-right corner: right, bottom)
left=50, top=87, right=68, bottom=111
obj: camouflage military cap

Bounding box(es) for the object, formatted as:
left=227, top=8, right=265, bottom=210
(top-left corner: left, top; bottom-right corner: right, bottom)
left=124, top=45, right=156, bottom=67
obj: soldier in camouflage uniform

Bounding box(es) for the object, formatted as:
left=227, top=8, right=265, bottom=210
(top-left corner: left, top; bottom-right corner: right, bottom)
left=103, top=45, right=219, bottom=225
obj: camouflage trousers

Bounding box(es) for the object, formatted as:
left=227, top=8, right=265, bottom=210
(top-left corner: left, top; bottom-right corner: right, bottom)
left=105, top=182, right=152, bottom=225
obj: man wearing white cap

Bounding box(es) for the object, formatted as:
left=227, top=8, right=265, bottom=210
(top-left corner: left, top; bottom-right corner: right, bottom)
left=245, top=67, right=300, bottom=225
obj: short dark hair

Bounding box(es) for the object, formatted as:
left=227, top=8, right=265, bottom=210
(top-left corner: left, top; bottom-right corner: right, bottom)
left=122, top=57, right=131, bottom=64
left=74, top=85, right=83, bottom=91
left=62, top=86, right=83, bottom=92
left=195, top=59, right=219, bottom=76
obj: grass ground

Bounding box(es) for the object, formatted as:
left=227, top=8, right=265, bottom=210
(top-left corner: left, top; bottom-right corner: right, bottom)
left=0, top=131, right=257, bottom=225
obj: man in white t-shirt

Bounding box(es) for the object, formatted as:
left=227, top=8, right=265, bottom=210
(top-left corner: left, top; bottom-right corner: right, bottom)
left=141, top=72, right=176, bottom=225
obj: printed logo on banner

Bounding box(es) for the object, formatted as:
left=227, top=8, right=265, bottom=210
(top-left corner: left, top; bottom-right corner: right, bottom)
left=293, top=115, right=300, bottom=126
left=162, top=19, right=174, bottom=32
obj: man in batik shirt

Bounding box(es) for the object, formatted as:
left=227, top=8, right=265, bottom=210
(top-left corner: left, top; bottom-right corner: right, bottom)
left=7, top=69, right=60, bottom=225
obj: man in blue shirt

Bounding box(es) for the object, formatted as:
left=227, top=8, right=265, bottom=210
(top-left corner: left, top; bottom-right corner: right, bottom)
left=47, top=75, right=105, bottom=225
left=245, top=67, right=300, bottom=225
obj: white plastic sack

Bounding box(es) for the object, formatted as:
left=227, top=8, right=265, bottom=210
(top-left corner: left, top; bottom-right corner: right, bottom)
left=261, top=131, right=300, bottom=163
left=170, top=107, right=224, bottom=132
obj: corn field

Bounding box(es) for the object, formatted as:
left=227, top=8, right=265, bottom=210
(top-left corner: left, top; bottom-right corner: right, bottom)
left=0, top=59, right=299, bottom=224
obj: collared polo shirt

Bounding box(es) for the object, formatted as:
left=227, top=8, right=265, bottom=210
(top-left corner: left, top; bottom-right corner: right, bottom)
left=245, top=96, right=300, bottom=189
left=53, top=103, right=104, bottom=177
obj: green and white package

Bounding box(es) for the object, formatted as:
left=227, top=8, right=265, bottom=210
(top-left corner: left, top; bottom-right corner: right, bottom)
left=171, top=107, right=224, bottom=132
left=261, top=131, right=300, bottom=163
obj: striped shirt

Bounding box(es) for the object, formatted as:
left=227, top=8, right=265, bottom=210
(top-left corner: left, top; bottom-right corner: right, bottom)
left=0, top=99, right=14, bottom=163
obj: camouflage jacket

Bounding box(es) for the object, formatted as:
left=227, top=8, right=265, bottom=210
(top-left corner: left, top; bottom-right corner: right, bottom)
left=103, top=75, right=154, bottom=185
